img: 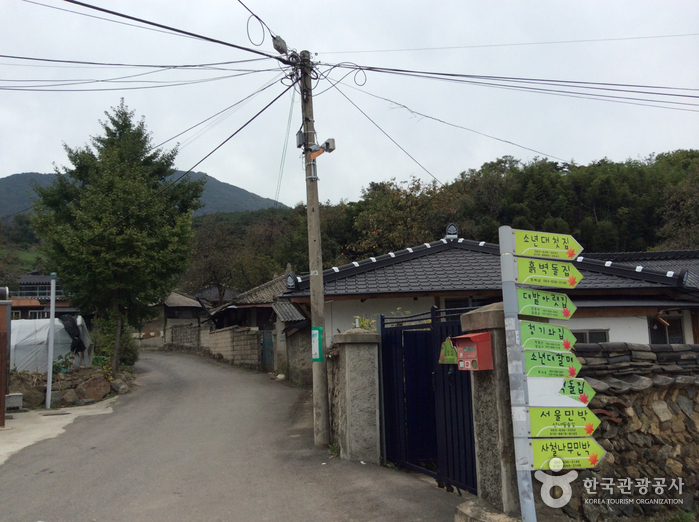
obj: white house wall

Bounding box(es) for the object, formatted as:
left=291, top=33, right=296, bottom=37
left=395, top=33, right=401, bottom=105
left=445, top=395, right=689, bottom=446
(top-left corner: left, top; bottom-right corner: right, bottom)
left=324, top=297, right=435, bottom=344
left=550, top=315, right=650, bottom=344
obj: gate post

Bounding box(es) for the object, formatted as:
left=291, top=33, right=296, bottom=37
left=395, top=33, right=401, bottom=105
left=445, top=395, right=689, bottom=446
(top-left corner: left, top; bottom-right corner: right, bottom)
left=327, top=328, right=381, bottom=464
left=460, top=303, right=520, bottom=517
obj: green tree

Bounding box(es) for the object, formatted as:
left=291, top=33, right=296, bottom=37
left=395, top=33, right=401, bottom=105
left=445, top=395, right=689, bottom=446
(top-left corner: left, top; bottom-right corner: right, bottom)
left=33, top=100, right=204, bottom=374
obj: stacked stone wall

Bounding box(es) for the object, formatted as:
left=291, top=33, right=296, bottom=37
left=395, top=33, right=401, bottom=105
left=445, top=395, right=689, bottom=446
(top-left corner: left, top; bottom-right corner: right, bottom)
left=539, top=342, right=699, bottom=521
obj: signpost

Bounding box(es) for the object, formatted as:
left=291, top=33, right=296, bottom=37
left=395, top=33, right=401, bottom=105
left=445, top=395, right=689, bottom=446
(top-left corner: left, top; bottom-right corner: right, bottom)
left=513, top=230, right=583, bottom=260
left=531, top=438, right=607, bottom=470
left=529, top=407, right=601, bottom=437
left=500, top=226, right=600, bottom=521
left=524, top=349, right=582, bottom=378
left=520, top=321, right=577, bottom=351
left=515, top=258, right=583, bottom=289
left=516, top=288, right=577, bottom=320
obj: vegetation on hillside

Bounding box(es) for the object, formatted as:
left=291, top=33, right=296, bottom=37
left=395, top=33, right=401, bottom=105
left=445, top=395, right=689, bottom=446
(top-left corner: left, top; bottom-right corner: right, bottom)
left=3, top=148, right=698, bottom=299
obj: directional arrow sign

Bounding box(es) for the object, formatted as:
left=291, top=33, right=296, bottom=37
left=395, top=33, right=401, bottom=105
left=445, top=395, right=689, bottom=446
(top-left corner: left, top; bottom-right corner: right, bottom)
left=524, top=349, right=582, bottom=378
left=520, top=320, right=577, bottom=352
left=532, top=438, right=606, bottom=470
left=528, top=377, right=596, bottom=407
left=517, top=288, right=577, bottom=320
left=513, top=230, right=583, bottom=260
left=530, top=407, right=601, bottom=438
left=516, top=258, right=583, bottom=289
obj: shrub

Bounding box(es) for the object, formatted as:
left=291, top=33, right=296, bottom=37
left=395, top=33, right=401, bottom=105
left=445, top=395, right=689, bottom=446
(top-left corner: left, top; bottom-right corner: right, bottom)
left=92, top=316, right=139, bottom=367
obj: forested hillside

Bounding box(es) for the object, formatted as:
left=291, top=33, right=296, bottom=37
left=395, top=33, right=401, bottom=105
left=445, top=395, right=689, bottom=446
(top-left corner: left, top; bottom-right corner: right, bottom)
left=3, top=150, right=698, bottom=295
left=178, top=150, right=699, bottom=295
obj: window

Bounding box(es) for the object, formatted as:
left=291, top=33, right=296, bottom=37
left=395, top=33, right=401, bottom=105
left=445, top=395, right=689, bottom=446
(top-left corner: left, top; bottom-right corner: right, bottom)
left=572, top=330, right=609, bottom=344
left=28, top=310, right=50, bottom=319
left=649, top=316, right=683, bottom=344
left=11, top=311, right=21, bottom=320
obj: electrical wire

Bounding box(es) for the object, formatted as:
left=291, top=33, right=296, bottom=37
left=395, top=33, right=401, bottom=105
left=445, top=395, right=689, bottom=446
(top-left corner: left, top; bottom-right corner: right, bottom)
left=85, top=81, right=298, bottom=241
left=323, top=63, right=699, bottom=112
left=0, top=54, right=273, bottom=69
left=340, top=82, right=565, bottom=161
left=152, top=75, right=285, bottom=151
left=331, top=83, right=444, bottom=186
left=59, top=0, right=290, bottom=64
left=24, top=0, right=203, bottom=41
left=320, top=32, right=699, bottom=55
left=274, top=89, right=296, bottom=208
left=0, top=69, right=278, bottom=92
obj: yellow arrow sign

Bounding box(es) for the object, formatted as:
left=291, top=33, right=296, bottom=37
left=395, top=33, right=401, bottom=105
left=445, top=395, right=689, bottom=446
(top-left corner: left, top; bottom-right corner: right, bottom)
left=516, top=258, right=583, bottom=289
left=514, top=230, right=583, bottom=260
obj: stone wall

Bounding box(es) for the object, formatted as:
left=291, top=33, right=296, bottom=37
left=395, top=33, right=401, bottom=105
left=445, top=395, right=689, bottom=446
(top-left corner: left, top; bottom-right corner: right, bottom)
left=286, top=326, right=312, bottom=386
left=199, top=326, right=261, bottom=368
left=539, top=342, right=699, bottom=521
left=169, top=324, right=199, bottom=347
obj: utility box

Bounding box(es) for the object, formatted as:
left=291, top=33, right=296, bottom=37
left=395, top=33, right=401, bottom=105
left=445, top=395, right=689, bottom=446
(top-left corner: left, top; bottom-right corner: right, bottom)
left=451, top=332, right=493, bottom=371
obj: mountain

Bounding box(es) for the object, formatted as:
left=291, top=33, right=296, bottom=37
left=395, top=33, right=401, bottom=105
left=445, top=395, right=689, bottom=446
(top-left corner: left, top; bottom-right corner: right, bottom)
left=0, top=171, right=285, bottom=218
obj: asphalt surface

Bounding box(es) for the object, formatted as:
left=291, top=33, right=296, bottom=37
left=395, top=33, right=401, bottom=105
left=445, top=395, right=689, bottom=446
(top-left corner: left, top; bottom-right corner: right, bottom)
left=0, top=351, right=464, bottom=521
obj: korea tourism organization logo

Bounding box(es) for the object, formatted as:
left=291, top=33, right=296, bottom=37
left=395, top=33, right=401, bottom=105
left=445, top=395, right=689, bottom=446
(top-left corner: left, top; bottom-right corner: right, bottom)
left=534, top=462, right=686, bottom=509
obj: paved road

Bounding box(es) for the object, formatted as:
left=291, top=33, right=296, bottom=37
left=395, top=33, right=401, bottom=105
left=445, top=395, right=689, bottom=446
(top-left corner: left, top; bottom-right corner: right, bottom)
left=0, top=351, right=463, bottom=521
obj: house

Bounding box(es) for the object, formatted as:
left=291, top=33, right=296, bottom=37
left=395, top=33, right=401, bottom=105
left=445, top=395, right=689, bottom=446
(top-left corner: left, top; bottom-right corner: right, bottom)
left=200, top=270, right=308, bottom=377
left=281, top=236, right=699, bottom=346
left=10, top=274, right=77, bottom=320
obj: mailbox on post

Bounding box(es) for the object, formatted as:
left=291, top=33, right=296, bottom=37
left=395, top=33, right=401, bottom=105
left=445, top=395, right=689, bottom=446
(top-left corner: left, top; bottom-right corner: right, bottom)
left=451, top=332, right=493, bottom=371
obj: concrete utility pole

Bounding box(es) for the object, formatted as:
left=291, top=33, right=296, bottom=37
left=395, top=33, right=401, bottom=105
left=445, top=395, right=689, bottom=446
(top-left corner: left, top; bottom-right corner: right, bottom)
left=300, top=50, right=330, bottom=447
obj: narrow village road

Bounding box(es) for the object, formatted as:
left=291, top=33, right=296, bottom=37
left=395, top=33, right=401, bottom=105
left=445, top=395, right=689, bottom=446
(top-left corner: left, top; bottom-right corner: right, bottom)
left=0, top=351, right=463, bottom=522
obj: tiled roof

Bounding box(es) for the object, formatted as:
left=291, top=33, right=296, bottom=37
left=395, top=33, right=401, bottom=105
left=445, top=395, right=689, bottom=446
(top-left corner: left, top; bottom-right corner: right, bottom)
left=585, top=250, right=699, bottom=288
left=272, top=301, right=306, bottom=322
left=574, top=342, right=699, bottom=393
left=234, top=273, right=289, bottom=305
left=283, top=238, right=695, bottom=298
left=164, top=292, right=201, bottom=308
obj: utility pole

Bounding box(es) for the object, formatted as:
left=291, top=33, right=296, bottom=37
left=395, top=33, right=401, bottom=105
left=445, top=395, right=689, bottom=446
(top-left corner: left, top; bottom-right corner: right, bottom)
left=300, top=50, right=330, bottom=447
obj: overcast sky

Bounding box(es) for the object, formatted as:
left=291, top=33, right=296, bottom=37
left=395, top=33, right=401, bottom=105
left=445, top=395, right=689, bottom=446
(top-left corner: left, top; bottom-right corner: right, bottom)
left=1, top=0, right=698, bottom=209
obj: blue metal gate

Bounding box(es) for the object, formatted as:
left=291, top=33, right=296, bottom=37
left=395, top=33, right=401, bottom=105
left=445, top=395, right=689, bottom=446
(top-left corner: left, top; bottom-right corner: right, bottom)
left=380, top=307, right=477, bottom=494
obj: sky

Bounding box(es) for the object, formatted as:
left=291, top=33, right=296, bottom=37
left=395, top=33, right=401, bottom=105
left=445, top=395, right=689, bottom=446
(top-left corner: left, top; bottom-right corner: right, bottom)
left=1, top=0, right=698, bottom=209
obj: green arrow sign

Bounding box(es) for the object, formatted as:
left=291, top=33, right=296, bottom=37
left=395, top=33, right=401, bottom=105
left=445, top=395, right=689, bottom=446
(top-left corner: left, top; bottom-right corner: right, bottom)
left=516, top=258, right=583, bottom=289
left=560, top=378, right=596, bottom=405
left=528, top=377, right=596, bottom=407
left=514, top=230, right=583, bottom=260
left=516, top=288, right=577, bottom=320
left=438, top=337, right=458, bottom=365
left=520, top=320, right=577, bottom=351
left=530, top=407, right=601, bottom=438
left=532, top=438, right=606, bottom=470
left=524, top=349, right=582, bottom=378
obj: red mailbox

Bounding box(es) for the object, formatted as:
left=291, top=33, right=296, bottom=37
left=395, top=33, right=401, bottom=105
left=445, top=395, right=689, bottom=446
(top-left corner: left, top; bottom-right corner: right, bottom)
left=451, top=332, right=493, bottom=371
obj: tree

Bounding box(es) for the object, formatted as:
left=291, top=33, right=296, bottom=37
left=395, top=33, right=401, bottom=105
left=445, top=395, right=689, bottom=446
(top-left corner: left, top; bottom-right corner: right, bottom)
left=33, top=100, right=204, bottom=374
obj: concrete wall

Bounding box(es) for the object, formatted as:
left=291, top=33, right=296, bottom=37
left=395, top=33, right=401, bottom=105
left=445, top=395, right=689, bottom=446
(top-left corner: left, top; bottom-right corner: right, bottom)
left=325, top=297, right=436, bottom=344
left=552, top=315, right=649, bottom=344
left=200, top=326, right=261, bottom=367
left=327, top=328, right=382, bottom=465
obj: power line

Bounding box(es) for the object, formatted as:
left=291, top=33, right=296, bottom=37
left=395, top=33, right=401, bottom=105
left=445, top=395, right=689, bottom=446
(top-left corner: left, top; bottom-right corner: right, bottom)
left=274, top=89, right=296, bottom=207
left=86, top=81, right=298, bottom=240
left=325, top=63, right=699, bottom=112
left=331, top=84, right=444, bottom=186
left=59, top=0, right=289, bottom=64
left=25, top=0, right=203, bottom=41
left=0, top=54, right=273, bottom=69
left=0, top=69, right=277, bottom=92
left=341, top=83, right=565, bottom=161
left=152, top=76, right=285, bottom=151
left=320, top=32, right=699, bottom=55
